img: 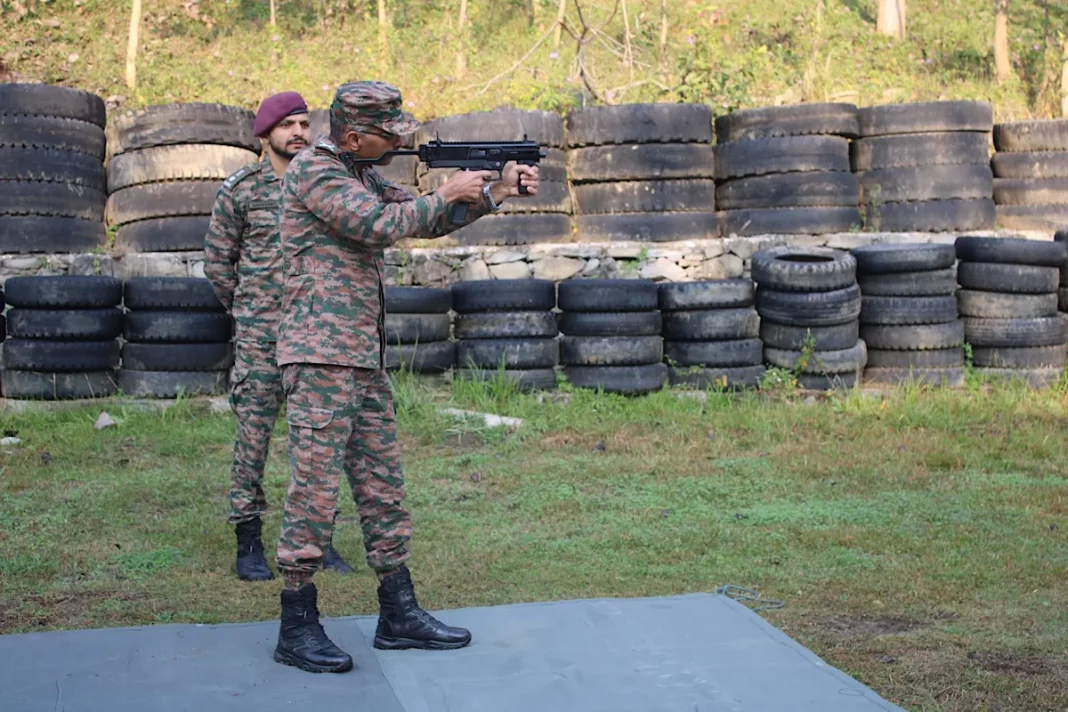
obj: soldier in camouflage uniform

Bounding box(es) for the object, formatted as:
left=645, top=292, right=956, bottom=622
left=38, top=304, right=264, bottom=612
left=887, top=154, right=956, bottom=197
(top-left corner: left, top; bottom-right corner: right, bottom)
left=204, top=91, right=355, bottom=583
left=270, top=80, right=540, bottom=673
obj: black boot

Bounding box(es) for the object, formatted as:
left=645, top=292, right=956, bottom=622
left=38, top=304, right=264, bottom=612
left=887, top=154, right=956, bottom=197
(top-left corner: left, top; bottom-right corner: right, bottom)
left=373, top=565, right=471, bottom=650
left=273, top=583, right=353, bottom=673
left=235, top=518, right=273, bottom=581
left=322, top=544, right=355, bottom=574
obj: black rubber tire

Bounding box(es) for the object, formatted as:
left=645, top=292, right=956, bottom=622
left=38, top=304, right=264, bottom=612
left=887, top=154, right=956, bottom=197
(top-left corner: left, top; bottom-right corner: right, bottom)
left=564, top=363, right=668, bottom=395
left=455, top=368, right=558, bottom=392
left=457, top=338, right=559, bottom=369
left=0, top=181, right=105, bottom=221
left=572, top=180, right=715, bottom=214
left=993, top=119, right=1068, bottom=152
left=384, top=286, right=452, bottom=314
left=659, top=279, right=754, bottom=310
left=558, top=279, right=659, bottom=312
left=664, top=338, right=763, bottom=367
left=560, top=335, right=662, bottom=367
left=962, top=316, right=1065, bottom=348
left=105, top=181, right=221, bottom=226
left=860, top=321, right=965, bottom=350
left=995, top=205, right=1068, bottom=232
left=123, top=311, right=233, bottom=343
left=0, top=369, right=118, bottom=401
left=751, top=245, right=857, bottom=292
left=718, top=207, right=862, bottom=236
left=106, top=144, right=259, bottom=192
left=972, top=345, right=1066, bottom=369
left=863, top=367, right=965, bottom=387
left=797, top=372, right=859, bottom=390
left=957, top=290, right=1059, bottom=319
left=415, top=109, right=565, bottom=147
left=106, top=103, right=257, bottom=158
left=866, top=347, right=964, bottom=368
left=714, top=136, right=850, bottom=180
left=669, top=364, right=766, bottom=390
left=564, top=104, right=713, bottom=147
left=956, top=262, right=1060, bottom=294
left=992, top=178, right=1068, bottom=206
left=0, top=83, right=107, bottom=127
left=123, top=277, right=226, bottom=311
left=661, top=308, right=760, bottom=341
left=0, top=215, right=107, bottom=254
left=7, top=308, right=122, bottom=340
left=575, top=212, right=719, bottom=242
left=714, top=103, right=859, bottom=143
left=0, top=115, right=106, bottom=159
left=557, top=311, right=661, bottom=337
left=972, top=366, right=1064, bottom=389
left=567, top=144, right=716, bottom=182
left=715, top=172, right=859, bottom=210
left=4, top=276, right=122, bottom=308
left=860, top=296, right=959, bottom=325
left=868, top=199, right=996, bottom=232
left=764, top=340, right=867, bottom=375
left=454, top=311, right=559, bottom=339
left=1060, top=288, right=1068, bottom=311
left=384, top=341, right=456, bottom=373
left=955, top=235, right=1068, bottom=267
left=759, top=320, right=860, bottom=351
left=851, top=243, right=957, bottom=274
left=991, top=151, right=1068, bottom=179
left=858, top=164, right=993, bottom=203
left=858, top=101, right=993, bottom=137
left=121, top=342, right=235, bottom=372
left=114, top=216, right=213, bottom=252
left=0, top=147, right=107, bottom=192
left=755, top=285, right=862, bottom=327
left=447, top=213, right=573, bottom=246
left=384, top=313, right=451, bottom=345
left=3, top=339, right=120, bottom=372
left=451, top=279, right=555, bottom=313
left=117, top=369, right=228, bottom=398
left=858, top=268, right=958, bottom=297
left=850, top=133, right=990, bottom=171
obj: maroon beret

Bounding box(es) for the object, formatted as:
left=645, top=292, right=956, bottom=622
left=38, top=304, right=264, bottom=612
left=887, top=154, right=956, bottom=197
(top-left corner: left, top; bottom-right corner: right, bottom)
left=253, top=91, right=309, bottom=137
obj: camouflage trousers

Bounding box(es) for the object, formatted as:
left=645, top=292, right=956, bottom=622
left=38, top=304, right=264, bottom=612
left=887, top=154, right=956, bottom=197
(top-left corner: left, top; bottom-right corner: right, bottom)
left=275, top=364, right=411, bottom=580
left=226, top=341, right=284, bottom=524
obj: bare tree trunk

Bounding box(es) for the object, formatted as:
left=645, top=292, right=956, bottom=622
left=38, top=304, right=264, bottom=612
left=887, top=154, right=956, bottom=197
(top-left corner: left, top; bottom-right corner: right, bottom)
left=125, top=0, right=141, bottom=90
left=1062, top=42, right=1068, bottom=117
left=456, top=0, right=468, bottom=79
left=378, top=0, right=388, bottom=46
left=269, top=0, right=276, bottom=26
left=994, top=0, right=1011, bottom=83
left=553, top=0, right=566, bottom=49
left=526, top=0, right=535, bottom=27
left=659, top=0, right=668, bottom=63
left=621, top=0, right=633, bottom=81
left=876, top=0, right=906, bottom=39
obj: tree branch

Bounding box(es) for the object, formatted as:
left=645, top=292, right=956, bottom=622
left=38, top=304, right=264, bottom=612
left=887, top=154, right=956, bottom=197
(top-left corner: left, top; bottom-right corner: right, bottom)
left=471, top=24, right=557, bottom=97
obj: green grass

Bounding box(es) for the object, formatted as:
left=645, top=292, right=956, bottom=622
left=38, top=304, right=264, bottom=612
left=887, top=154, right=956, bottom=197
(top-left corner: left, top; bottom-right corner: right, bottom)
left=0, top=370, right=1066, bottom=710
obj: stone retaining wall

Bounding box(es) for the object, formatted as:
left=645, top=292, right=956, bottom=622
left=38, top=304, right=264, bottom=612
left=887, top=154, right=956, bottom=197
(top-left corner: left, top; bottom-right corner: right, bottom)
left=0, top=229, right=1046, bottom=286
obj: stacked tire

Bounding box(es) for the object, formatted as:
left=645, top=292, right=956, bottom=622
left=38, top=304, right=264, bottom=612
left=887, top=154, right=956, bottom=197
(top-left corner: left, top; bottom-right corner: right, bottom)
left=558, top=279, right=666, bottom=394
left=567, top=104, right=718, bottom=242
left=851, top=243, right=965, bottom=387
left=383, top=286, right=456, bottom=375
left=452, top=279, right=558, bottom=391
left=955, top=236, right=1067, bottom=388
left=1, top=276, right=121, bottom=400
left=714, top=103, right=862, bottom=236
left=991, top=119, right=1068, bottom=231
left=119, top=277, right=233, bottom=397
left=753, top=247, right=866, bottom=390
left=416, top=110, right=571, bottom=245
left=659, top=280, right=765, bottom=389
left=1058, top=231, right=1068, bottom=343
left=0, top=84, right=108, bottom=253
left=105, top=103, right=259, bottom=251
left=852, top=101, right=995, bottom=232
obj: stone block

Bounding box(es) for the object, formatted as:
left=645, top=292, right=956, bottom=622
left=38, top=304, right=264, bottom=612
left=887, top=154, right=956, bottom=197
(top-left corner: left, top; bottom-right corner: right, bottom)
left=459, top=257, right=491, bottom=282
left=489, top=261, right=532, bottom=280
left=533, top=256, right=584, bottom=281
left=640, top=258, right=687, bottom=282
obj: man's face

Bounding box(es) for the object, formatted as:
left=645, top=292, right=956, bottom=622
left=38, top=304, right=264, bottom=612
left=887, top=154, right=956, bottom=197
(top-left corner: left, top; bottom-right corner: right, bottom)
left=341, top=126, right=404, bottom=164
left=266, top=112, right=311, bottom=159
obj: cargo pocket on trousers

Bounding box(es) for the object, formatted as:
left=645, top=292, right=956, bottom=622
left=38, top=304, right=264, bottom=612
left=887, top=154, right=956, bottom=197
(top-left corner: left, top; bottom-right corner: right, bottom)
left=228, top=364, right=250, bottom=413
left=286, top=404, right=334, bottom=430
left=285, top=405, right=336, bottom=483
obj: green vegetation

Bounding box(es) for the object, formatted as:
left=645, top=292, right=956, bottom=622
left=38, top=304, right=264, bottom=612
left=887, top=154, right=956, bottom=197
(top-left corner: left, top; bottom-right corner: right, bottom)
left=0, top=371, right=1066, bottom=711
left=1, top=0, right=1065, bottom=122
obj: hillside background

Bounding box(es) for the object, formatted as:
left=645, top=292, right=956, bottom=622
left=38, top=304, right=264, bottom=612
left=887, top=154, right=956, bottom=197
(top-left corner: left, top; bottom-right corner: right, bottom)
left=1, top=0, right=1065, bottom=125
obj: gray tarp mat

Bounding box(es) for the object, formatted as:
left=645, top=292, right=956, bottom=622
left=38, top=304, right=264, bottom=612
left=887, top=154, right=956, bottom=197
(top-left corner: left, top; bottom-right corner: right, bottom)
left=2, top=592, right=905, bottom=712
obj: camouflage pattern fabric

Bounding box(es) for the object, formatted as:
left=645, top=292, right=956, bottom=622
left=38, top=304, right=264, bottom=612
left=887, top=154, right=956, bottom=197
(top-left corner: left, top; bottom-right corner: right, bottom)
left=204, top=158, right=284, bottom=346
left=329, top=80, right=420, bottom=137
left=275, top=364, right=411, bottom=582
left=226, top=341, right=283, bottom=524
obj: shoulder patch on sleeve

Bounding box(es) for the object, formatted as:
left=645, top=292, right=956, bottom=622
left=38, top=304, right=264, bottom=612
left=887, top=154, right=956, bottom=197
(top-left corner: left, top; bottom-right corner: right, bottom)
left=222, top=162, right=263, bottom=191
left=313, top=137, right=339, bottom=156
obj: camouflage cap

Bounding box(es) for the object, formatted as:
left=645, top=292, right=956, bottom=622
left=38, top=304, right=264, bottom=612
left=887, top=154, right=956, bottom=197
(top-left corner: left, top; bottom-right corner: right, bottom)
left=329, top=80, right=419, bottom=137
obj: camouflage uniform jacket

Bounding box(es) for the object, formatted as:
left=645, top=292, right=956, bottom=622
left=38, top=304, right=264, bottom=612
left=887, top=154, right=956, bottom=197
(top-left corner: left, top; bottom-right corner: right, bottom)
left=203, top=159, right=283, bottom=345
left=276, top=136, right=492, bottom=370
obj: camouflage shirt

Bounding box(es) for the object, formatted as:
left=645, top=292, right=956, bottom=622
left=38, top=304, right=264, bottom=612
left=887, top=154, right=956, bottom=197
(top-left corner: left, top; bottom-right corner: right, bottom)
left=276, top=136, right=491, bottom=369
left=203, top=159, right=283, bottom=345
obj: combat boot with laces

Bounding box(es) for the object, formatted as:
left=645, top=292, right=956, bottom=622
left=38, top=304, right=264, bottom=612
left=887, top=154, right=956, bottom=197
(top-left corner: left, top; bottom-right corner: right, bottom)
left=273, top=583, right=353, bottom=673
left=234, top=517, right=273, bottom=581
left=373, top=565, right=472, bottom=650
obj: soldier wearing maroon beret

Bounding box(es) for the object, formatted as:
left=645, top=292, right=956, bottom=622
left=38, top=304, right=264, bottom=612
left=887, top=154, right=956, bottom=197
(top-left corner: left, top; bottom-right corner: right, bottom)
left=269, top=80, right=539, bottom=673
left=204, top=91, right=355, bottom=584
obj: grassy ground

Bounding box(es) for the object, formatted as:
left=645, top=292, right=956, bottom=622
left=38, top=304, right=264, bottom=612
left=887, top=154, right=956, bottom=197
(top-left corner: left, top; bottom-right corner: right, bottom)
left=0, top=369, right=1066, bottom=710
left=0, top=0, right=1065, bottom=123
